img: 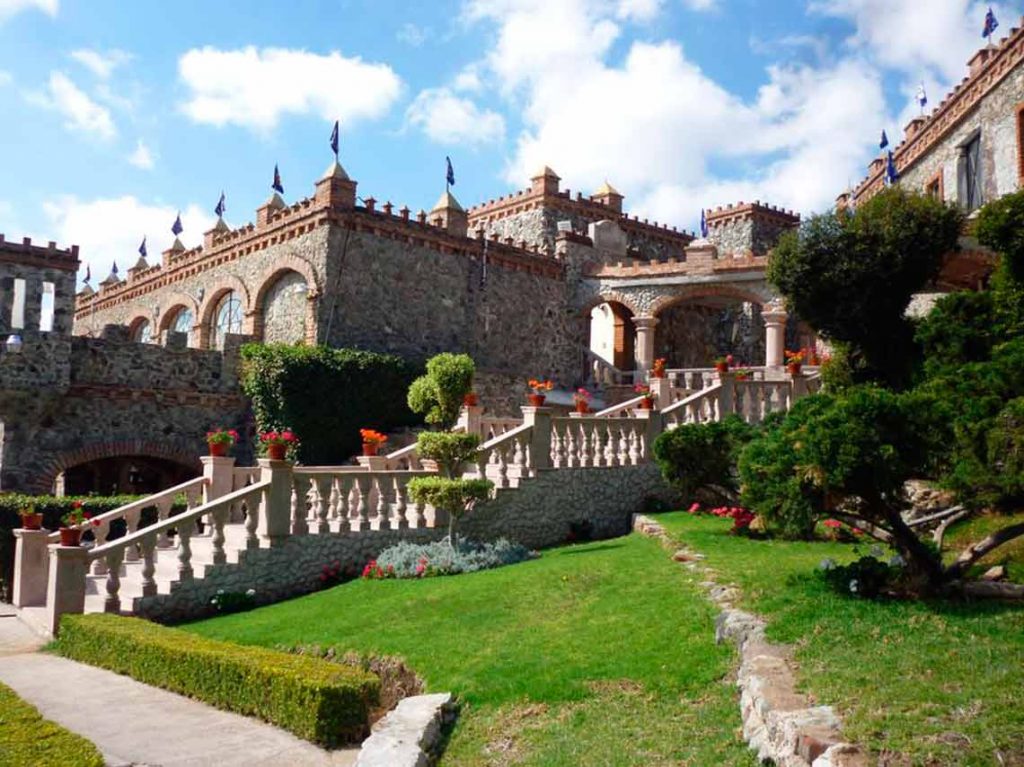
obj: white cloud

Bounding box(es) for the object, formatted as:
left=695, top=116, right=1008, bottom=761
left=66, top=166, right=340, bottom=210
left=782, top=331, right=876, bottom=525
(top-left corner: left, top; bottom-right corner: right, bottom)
left=127, top=139, right=154, bottom=170
left=407, top=88, right=506, bottom=146
left=397, top=22, right=430, bottom=46
left=178, top=46, right=402, bottom=131
left=0, top=0, right=57, bottom=23
left=70, top=48, right=132, bottom=79
left=0, top=70, right=11, bottom=87
left=43, top=196, right=214, bottom=284
left=30, top=71, right=117, bottom=140
left=453, top=64, right=484, bottom=92
left=617, top=0, right=663, bottom=21
left=681, top=0, right=716, bottom=10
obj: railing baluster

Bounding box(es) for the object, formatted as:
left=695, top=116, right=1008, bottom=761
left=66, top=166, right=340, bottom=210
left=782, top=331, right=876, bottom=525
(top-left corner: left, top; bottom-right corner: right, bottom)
left=354, top=476, right=371, bottom=532
left=375, top=476, right=392, bottom=530
left=156, top=498, right=173, bottom=548
left=177, top=517, right=193, bottom=581
left=244, top=493, right=260, bottom=549
left=336, top=477, right=352, bottom=533
left=393, top=476, right=409, bottom=529
left=211, top=504, right=228, bottom=565
left=104, top=549, right=124, bottom=614
left=124, top=508, right=141, bottom=562
left=90, top=522, right=110, bottom=575
left=140, top=533, right=157, bottom=597
left=315, top=477, right=331, bottom=534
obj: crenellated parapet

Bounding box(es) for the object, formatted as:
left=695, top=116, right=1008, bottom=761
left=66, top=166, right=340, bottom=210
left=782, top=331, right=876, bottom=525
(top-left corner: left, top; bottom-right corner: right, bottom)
left=702, top=201, right=800, bottom=258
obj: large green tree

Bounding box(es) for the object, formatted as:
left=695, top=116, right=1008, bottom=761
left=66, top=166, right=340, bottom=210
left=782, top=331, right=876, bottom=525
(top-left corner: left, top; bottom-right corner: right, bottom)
left=768, top=187, right=962, bottom=387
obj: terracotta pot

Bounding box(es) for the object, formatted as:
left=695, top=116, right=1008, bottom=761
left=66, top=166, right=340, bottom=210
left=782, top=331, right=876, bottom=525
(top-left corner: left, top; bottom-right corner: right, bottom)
left=362, top=442, right=379, bottom=457
left=714, top=362, right=729, bottom=373
left=463, top=392, right=479, bottom=407
left=638, top=398, right=654, bottom=410
left=787, top=362, right=803, bottom=376
left=651, top=368, right=666, bottom=379
left=528, top=393, right=546, bottom=407
left=59, top=527, right=82, bottom=547
left=208, top=441, right=229, bottom=457
left=575, top=401, right=590, bottom=414
left=19, top=513, right=43, bottom=531
left=267, top=443, right=287, bottom=461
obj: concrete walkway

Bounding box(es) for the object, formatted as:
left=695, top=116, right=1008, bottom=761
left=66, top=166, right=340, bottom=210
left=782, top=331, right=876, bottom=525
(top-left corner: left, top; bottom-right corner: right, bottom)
left=0, top=610, right=358, bottom=767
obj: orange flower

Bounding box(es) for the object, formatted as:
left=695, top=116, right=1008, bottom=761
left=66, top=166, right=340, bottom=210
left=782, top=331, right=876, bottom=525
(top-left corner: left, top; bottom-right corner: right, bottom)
left=360, top=429, right=388, bottom=445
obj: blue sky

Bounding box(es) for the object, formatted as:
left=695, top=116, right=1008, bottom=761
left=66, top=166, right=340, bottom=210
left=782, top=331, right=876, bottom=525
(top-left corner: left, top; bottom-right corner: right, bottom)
left=0, top=0, right=1014, bottom=280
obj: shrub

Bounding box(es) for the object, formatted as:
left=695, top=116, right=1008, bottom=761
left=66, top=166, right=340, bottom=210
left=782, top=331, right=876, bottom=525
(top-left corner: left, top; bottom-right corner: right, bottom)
left=241, top=344, right=420, bottom=464
left=818, top=552, right=904, bottom=600
left=652, top=416, right=756, bottom=503
left=0, top=681, right=105, bottom=767
left=209, top=588, right=256, bottom=614
left=407, top=476, right=492, bottom=545
left=372, top=538, right=536, bottom=578
left=407, top=353, right=475, bottom=430
left=416, top=431, right=481, bottom=478
left=915, top=291, right=996, bottom=378
left=56, top=614, right=380, bottom=747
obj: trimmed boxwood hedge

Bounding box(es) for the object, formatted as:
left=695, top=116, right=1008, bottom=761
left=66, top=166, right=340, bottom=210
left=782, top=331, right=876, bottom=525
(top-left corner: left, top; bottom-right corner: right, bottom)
left=0, top=680, right=105, bottom=767
left=241, top=343, right=422, bottom=465
left=0, top=494, right=186, bottom=603
left=55, top=614, right=380, bottom=747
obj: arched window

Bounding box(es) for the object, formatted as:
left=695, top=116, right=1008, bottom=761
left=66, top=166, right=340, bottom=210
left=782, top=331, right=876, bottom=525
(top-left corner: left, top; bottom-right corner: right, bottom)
left=211, top=291, right=243, bottom=349
left=164, top=306, right=194, bottom=343
left=132, top=319, right=152, bottom=344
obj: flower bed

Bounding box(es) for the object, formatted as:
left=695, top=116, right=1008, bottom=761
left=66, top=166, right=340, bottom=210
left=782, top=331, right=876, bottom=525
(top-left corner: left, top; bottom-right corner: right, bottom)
left=365, top=539, right=536, bottom=579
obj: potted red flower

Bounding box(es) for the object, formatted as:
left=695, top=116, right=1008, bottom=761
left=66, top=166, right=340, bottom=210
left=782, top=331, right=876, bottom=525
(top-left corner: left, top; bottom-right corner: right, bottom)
left=714, top=354, right=733, bottom=373
left=17, top=505, right=43, bottom=531
left=59, top=501, right=98, bottom=546
left=785, top=349, right=804, bottom=375
left=733, top=368, right=753, bottom=381
left=206, top=427, right=239, bottom=457
left=573, top=388, right=592, bottom=414
left=527, top=378, right=554, bottom=406
left=463, top=392, right=479, bottom=407
left=651, top=357, right=667, bottom=379
left=360, top=429, right=388, bottom=456
left=634, top=384, right=655, bottom=409
left=260, top=429, right=298, bottom=460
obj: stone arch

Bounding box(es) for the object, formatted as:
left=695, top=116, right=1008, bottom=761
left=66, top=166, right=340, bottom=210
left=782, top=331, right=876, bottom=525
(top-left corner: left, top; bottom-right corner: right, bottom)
left=32, top=438, right=202, bottom=496
left=197, top=275, right=251, bottom=349
left=126, top=314, right=152, bottom=343
left=648, top=284, right=772, bottom=317
left=578, top=289, right=643, bottom=318
left=157, top=292, right=200, bottom=333
left=250, top=256, right=321, bottom=344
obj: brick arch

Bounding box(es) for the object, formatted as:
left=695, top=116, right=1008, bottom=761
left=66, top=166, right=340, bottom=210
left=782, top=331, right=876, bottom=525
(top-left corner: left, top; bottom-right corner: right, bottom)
left=250, top=256, right=321, bottom=343
left=126, top=314, right=153, bottom=343
left=31, top=439, right=202, bottom=495
left=580, top=289, right=642, bottom=317
left=157, top=292, right=201, bottom=334
left=197, top=275, right=251, bottom=349
left=648, top=284, right=772, bottom=317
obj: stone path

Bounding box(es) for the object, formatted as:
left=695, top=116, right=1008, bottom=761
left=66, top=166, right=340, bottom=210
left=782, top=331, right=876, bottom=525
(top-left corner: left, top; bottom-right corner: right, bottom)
left=0, top=609, right=359, bottom=767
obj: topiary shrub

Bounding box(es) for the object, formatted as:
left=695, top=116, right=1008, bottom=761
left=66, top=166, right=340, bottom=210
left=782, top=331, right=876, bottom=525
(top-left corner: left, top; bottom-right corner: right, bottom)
left=407, top=476, right=492, bottom=547
left=241, top=344, right=420, bottom=464
left=652, top=415, right=757, bottom=504
left=407, top=353, right=475, bottom=431
left=56, top=614, right=380, bottom=747
left=416, top=432, right=482, bottom=478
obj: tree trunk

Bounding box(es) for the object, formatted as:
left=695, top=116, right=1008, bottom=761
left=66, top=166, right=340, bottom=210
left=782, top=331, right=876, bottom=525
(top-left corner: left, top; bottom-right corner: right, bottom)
left=945, top=522, right=1024, bottom=579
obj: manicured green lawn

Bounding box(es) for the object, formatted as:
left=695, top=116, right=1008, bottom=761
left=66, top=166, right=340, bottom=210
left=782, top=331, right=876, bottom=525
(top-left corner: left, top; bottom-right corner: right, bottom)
left=660, top=512, right=1024, bottom=767
left=185, top=534, right=754, bottom=766
left=0, top=681, right=104, bottom=767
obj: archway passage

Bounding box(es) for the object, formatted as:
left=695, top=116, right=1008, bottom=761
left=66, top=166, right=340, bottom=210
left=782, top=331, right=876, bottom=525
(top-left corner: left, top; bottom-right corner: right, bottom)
left=58, top=455, right=195, bottom=496
left=654, top=296, right=764, bottom=369
left=588, top=301, right=636, bottom=372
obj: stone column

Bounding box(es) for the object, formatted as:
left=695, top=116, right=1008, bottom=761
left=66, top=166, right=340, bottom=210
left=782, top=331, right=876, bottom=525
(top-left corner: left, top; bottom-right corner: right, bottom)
left=649, top=376, right=671, bottom=407
left=258, top=458, right=294, bottom=546
left=46, top=545, right=88, bottom=636
left=633, top=316, right=658, bottom=375
left=717, top=371, right=736, bottom=419
left=201, top=456, right=236, bottom=504
left=522, top=406, right=552, bottom=471
left=762, top=299, right=788, bottom=370
left=456, top=404, right=484, bottom=438
left=632, top=408, right=663, bottom=457
left=13, top=529, right=50, bottom=607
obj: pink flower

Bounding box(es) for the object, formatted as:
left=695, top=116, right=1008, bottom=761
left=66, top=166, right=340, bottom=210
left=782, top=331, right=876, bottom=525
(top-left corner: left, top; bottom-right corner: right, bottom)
left=688, top=502, right=701, bottom=514
left=823, top=519, right=842, bottom=529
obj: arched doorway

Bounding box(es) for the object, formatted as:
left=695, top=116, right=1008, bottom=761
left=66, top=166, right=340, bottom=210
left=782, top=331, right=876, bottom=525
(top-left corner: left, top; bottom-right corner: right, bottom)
left=58, top=455, right=195, bottom=496
left=588, top=301, right=636, bottom=372
left=259, top=270, right=308, bottom=344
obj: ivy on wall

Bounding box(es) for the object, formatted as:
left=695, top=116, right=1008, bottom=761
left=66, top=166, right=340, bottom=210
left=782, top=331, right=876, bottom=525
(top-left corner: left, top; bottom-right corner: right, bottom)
left=240, top=344, right=421, bottom=465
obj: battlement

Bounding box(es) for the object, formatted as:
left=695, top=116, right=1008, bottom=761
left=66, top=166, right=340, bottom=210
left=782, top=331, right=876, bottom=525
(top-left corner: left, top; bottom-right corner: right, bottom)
left=705, top=201, right=800, bottom=227
left=0, top=234, right=80, bottom=271
left=853, top=16, right=1024, bottom=203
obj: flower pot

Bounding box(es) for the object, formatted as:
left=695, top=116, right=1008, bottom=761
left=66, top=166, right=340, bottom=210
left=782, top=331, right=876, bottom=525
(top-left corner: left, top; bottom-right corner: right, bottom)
left=574, top=401, right=590, bottom=414
left=638, top=398, right=654, bottom=410
left=208, top=441, right=228, bottom=457
left=528, top=393, right=546, bottom=407
left=19, top=513, right=43, bottom=531
left=59, top=527, right=82, bottom=547
left=787, top=362, right=803, bottom=376
left=419, top=458, right=440, bottom=473
left=651, top=369, right=666, bottom=379
left=267, top=443, right=287, bottom=461
left=463, top=392, right=479, bottom=407
left=362, top=442, right=379, bottom=457
left=714, top=362, right=729, bottom=373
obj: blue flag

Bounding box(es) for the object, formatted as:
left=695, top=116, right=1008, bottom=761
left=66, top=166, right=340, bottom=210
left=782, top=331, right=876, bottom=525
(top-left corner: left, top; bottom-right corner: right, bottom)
left=84, top=265, right=91, bottom=283
left=886, top=151, right=900, bottom=185
left=983, top=6, right=999, bottom=38
left=916, top=83, right=928, bottom=109
left=446, top=156, right=455, bottom=187
left=330, top=120, right=339, bottom=157
left=111, top=261, right=119, bottom=277
left=879, top=130, right=889, bottom=150
left=699, top=209, right=708, bottom=238
left=272, top=164, right=284, bottom=194
left=171, top=213, right=183, bottom=236
left=138, top=237, right=147, bottom=259
left=215, top=192, right=226, bottom=217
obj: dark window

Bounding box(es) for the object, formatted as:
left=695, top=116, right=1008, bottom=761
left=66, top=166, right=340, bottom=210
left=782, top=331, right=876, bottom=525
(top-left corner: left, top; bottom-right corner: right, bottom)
left=958, top=133, right=983, bottom=211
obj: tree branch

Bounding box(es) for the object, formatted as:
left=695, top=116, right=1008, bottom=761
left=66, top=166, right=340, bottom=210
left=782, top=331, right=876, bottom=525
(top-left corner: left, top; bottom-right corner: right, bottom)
left=945, top=522, right=1024, bottom=579
left=949, top=580, right=1024, bottom=600
left=907, top=504, right=966, bottom=528
left=829, top=512, right=894, bottom=544
left=933, top=508, right=974, bottom=552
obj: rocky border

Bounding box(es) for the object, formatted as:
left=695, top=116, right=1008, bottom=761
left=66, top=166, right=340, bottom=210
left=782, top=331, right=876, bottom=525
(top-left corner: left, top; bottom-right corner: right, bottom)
left=354, top=692, right=456, bottom=767
left=632, top=514, right=868, bottom=767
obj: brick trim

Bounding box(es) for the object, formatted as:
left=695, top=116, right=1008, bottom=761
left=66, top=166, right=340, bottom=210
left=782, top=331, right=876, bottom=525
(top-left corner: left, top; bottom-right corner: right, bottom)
left=31, top=439, right=203, bottom=495
left=196, top=275, right=251, bottom=349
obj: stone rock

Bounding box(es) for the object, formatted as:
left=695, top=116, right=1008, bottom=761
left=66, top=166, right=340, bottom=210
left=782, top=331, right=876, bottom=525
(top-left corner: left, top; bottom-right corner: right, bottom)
left=672, top=549, right=705, bottom=562
left=811, top=743, right=870, bottom=767
left=355, top=692, right=454, bottom=767
left=902, top=479, right=956, bottom=520
left=982, top=565, right=1007, bottom=581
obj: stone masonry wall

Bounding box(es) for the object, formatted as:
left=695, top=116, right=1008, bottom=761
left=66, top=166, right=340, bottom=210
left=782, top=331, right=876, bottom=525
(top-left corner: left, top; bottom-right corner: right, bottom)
left=134, top=463, right=673, bottom=623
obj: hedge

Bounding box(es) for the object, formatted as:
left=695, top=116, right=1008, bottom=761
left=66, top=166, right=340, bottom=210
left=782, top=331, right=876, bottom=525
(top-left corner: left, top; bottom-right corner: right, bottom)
left=0, top=681, right=105, bottom=767
left=0, top=494, right=186, bottom=603
left=55, top=614, right=380, bottom=747
left=240, top=343, right=422, bottom=464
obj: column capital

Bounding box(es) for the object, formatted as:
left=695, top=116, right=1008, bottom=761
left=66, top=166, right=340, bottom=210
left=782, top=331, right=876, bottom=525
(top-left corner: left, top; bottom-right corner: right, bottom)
left=762, top=297, right=788, bottom=324
left=633, top=315, right=659, bottom=329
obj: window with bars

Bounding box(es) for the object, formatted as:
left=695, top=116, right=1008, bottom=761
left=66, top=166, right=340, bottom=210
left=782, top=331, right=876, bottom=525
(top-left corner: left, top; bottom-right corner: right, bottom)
left=958, top=132, right=983, bottom=211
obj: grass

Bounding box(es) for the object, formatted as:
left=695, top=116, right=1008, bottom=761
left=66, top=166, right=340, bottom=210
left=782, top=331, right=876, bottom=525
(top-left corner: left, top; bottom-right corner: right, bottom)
left=0, top=681, right=105, bottom=767
left=659, top=512, right=1024, bottom=767
left=185, top=533, right=754, bottom=766
left=944, top=510, right=1024, bottom=583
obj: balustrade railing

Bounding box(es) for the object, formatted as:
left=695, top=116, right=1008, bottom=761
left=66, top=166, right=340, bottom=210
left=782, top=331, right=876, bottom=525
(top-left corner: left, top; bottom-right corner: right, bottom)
left=550, top=417, right=648, bottom=468
left=291, top=467, right=434, bottom=533
left=583, top=348, right=634, bottom=387
left=473, top=423, right=534, bottom=488
left=660, top=384, right=723, bottom=429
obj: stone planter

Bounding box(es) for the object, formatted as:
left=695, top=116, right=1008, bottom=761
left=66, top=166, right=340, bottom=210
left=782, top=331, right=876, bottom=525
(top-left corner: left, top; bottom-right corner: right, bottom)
left=59, top=527, right=82, bottom=547
left=362, top=442, right=380, bottom=457
left=19, top=513, right=43, bottom=531
left=208, top=441, right=229, bottom=457
left=266, top=443, right=287, bottom=461
left=528, top=394, right=546, bottom=407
